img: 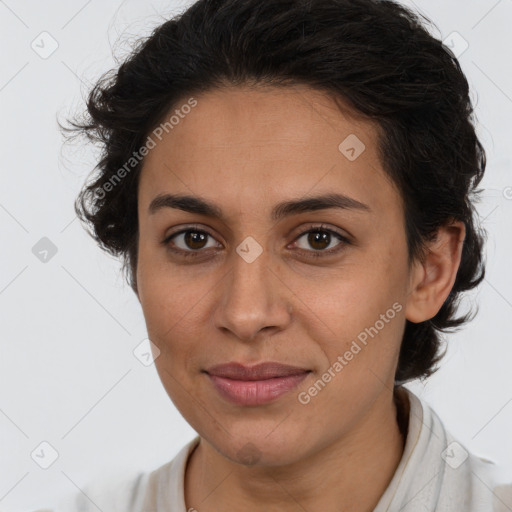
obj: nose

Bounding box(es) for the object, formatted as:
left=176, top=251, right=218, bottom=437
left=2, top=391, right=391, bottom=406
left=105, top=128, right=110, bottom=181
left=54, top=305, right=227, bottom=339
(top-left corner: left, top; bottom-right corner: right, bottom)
left=213, top=246, right=293, bottom=343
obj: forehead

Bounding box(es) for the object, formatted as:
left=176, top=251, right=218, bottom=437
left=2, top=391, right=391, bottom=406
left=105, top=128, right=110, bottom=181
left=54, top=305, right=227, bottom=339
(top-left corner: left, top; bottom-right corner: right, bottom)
left=139, top=84, right=400, bottom=219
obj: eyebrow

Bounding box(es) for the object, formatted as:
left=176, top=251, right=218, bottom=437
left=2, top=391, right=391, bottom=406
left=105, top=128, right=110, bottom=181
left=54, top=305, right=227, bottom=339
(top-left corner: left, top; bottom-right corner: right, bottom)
left=148, top=192, right=371, bottom=221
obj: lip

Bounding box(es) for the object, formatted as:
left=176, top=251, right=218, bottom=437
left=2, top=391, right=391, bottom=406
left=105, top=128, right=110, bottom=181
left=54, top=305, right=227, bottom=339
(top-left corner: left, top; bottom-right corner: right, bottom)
left=205, top=362, right=310, bottom=380
left=204, top=362, right=311, bottom=406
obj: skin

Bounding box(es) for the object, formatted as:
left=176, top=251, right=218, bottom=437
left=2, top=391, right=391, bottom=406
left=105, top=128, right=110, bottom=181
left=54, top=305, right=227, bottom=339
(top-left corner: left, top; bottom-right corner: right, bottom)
left=135, top=84, right=465, bottom=511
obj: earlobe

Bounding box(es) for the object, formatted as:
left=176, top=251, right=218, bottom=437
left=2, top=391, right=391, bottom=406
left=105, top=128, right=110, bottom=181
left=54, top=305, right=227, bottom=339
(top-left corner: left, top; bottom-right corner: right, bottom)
left=405, top=221, right=466, bottom=324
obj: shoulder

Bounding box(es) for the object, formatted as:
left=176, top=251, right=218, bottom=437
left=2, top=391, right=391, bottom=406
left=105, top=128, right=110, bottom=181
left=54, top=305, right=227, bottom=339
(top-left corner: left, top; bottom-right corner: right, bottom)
left=32, top=470, right=149, bottom=512
left=494, top=484, right=512, bottom=512
left=396, top=387, right=512, bottom=511
left=34, top=436, right=200, bottom=512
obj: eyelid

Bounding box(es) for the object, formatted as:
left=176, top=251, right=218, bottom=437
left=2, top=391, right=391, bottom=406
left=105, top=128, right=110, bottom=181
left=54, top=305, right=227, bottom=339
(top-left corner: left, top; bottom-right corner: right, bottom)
left=162, top=224, right=222, bottom=253
left=162, top=223, right=351, bottom=257
left=288, top=223, right=351, bottom=257
left=289, top=223, right=351, bottom=244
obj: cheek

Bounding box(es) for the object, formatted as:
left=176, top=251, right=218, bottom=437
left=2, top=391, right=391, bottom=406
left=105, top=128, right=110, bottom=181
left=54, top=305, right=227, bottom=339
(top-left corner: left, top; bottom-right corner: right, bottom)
left=301, top=281, right=405, bottom=415
left=136, top=248, right=210, bottom=367
left=136, top=245, right=178, bottom=345
left=303, top=247, right=407, bottom=370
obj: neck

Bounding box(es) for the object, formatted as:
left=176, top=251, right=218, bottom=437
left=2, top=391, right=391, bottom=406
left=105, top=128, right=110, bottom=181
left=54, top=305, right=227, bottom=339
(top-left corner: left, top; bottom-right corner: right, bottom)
left=185, top=387, right=408, bottom=512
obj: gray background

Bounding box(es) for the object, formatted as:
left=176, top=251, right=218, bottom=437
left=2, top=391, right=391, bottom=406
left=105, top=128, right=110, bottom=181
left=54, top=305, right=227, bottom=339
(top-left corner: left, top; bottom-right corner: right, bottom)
left=0, top=0, right=511, bottom=509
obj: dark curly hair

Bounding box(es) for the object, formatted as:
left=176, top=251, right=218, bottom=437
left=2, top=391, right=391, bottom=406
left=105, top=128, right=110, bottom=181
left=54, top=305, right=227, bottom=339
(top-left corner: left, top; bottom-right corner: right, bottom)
left=61, top=0, right=486, bottom=384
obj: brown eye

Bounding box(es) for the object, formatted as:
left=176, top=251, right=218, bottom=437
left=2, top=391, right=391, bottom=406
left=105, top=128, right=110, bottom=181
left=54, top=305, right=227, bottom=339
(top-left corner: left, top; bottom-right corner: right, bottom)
left=183, top=230, right=209, bottom=250
left=292, top=225, right=351, bottom=258
left=163, top=228, right=221, bottom=257
left=305, top=231, right=332, bottom=251
left=163, top=224, right=350, bottom=261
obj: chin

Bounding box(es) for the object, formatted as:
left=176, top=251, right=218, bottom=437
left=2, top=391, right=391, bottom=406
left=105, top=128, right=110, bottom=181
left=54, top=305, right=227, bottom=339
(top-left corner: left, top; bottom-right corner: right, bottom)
left=203, top=424, right=313, bottom=467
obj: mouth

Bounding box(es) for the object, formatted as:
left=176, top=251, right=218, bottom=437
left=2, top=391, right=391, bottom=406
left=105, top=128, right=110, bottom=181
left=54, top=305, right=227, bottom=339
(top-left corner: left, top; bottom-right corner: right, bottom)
left=203, top=362, right=311, bottom=406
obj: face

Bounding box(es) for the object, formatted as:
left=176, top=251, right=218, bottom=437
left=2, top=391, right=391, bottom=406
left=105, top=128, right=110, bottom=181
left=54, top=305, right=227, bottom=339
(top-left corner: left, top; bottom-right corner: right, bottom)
left=136, top=85, right=413, bottom=466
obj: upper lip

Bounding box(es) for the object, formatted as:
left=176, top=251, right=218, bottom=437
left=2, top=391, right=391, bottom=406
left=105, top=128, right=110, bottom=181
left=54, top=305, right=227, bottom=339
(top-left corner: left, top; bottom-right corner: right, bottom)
left=205, top=362, right=310, bottom=380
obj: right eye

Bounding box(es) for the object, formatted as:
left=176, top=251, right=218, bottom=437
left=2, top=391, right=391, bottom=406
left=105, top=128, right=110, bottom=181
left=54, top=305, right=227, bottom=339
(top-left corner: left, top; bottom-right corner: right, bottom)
left=162, top=227, right=222, bottom=258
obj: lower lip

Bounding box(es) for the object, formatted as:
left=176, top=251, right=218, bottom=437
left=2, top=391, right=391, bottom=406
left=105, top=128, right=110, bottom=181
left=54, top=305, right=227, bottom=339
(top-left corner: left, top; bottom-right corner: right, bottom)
left=207, top=373, right=310, bottom=406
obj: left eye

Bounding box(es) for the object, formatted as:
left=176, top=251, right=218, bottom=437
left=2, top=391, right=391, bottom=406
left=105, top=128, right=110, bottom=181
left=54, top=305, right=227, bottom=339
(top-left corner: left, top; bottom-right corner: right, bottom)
left=291, top=227, right=349, bottom=256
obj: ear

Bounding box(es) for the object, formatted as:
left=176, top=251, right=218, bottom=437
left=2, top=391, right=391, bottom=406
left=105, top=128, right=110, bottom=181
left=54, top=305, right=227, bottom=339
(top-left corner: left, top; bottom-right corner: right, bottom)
left=405, top=220, right=466, bottom=323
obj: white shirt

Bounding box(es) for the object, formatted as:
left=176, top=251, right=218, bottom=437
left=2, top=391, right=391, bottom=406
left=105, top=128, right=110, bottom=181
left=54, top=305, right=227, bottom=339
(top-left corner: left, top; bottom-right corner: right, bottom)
left=41, top=388, right=512, bottom=511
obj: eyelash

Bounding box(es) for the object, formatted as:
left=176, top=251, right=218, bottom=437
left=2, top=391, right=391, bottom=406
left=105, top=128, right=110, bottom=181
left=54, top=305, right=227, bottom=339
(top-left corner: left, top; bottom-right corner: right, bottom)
left=161, top=224, right=351, bottom=260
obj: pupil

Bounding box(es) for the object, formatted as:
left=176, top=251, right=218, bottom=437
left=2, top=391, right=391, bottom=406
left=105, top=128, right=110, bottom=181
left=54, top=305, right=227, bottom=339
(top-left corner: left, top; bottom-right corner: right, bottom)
left=309, top=231, right=329, bottom=250
left=186, top=231, right=206, bottom=250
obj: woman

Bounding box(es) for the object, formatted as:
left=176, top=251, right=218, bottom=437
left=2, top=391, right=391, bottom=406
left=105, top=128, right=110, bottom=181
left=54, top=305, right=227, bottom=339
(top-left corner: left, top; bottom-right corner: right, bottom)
left=50, top=0, right=511, bottom=510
